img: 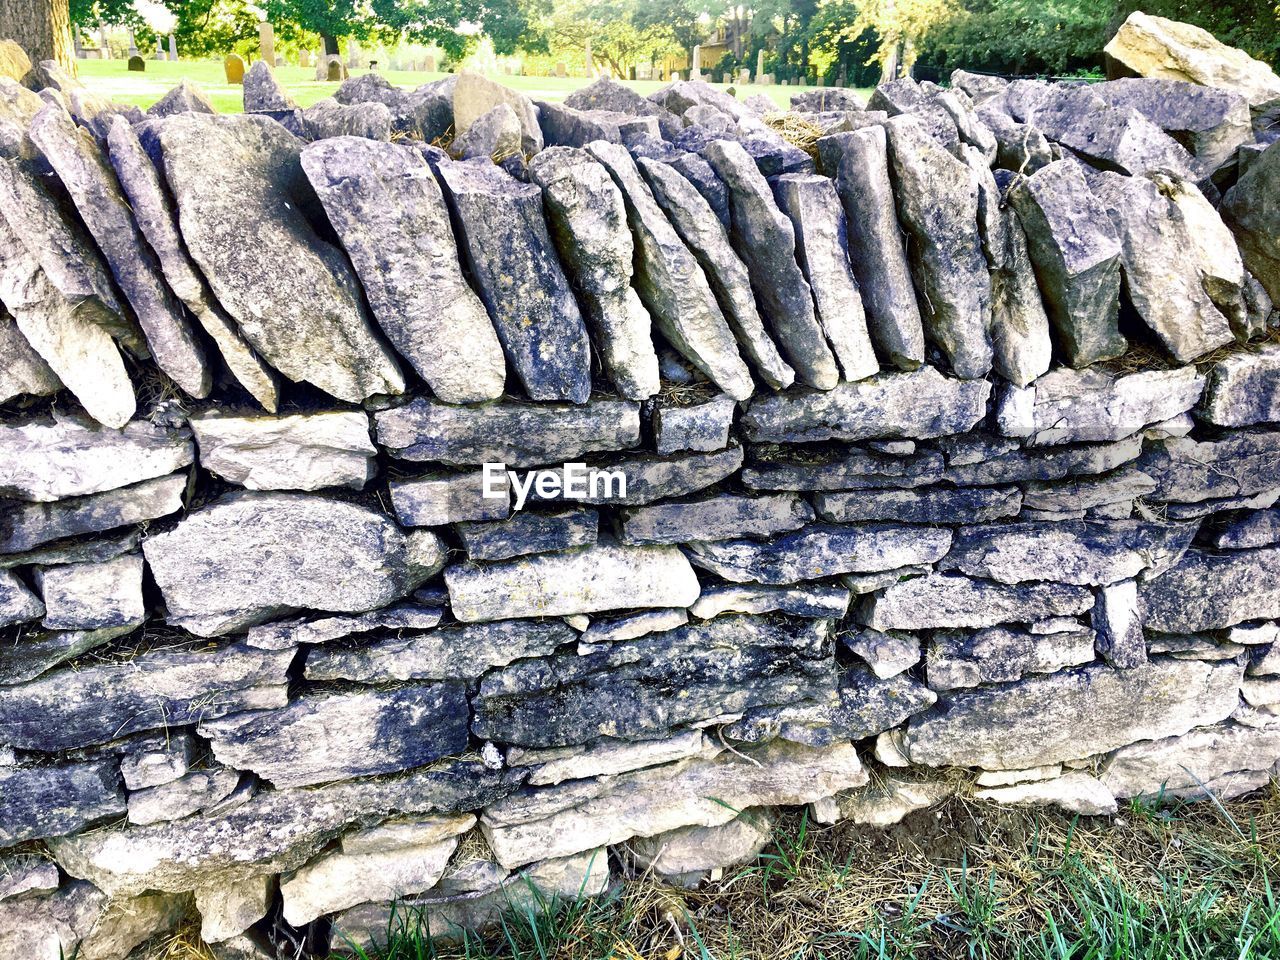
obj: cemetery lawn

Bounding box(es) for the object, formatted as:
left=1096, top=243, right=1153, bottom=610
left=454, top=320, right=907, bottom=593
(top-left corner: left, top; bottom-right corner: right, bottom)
left=76, top=58, right=857, bottom=114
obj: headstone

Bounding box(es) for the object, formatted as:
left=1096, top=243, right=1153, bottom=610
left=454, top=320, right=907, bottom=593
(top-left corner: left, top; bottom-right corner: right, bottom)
left=299, top=49, right=311, bottom=68
left=347, top=39, right=360, bottom=69
left=127, top=54, right=145, bottom=71
left=167, top=33, right=177, bottom=61
left=327, top=59, right=343, bottom=81
left=757, top=48, right=766, bottom=81
left=585, top=39, right=593, bottom=79
left=224, top=54, right=245, bottom=84
left=424, top=54, right=436, bottom=72
left=153, top=38, right=163, bottom=60
left=98, top=24, right=111, bottom=58
left=739, top=68, right=750, bottom=84
left=692, top=45, right=702, bottom=79
left=555, top=62, right=567, bottom=78
left=257, top=21, right=275, bottom=68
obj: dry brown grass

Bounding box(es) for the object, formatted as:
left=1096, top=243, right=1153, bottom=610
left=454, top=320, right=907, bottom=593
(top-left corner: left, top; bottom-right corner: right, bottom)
left=763, top=113, right=824, bottom=161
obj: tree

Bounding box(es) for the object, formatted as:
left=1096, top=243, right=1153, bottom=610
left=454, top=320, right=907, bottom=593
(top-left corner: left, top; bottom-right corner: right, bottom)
left=1, top=0, right=76, bottom=74
left=543, top=0, right=680, bottom=75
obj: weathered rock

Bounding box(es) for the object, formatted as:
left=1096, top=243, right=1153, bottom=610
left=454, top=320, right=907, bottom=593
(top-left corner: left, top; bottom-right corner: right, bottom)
left=242, top=59, right=295, bottom=112
left=976, top=772, right=1117, bottom=815
left=201, top=684, right=469, bottom=789
left=0, top=211, right=135, bottom=428
left=304, top=620, right=574, bottom=683
left=301, top=97, right=393, bottom=140
left=1138, top=430, right=1280, bottom=504
left=867, top=77, right=959, bottom=149
left=1201, top=344, right=1280, bottom=427
left=743, top=446, right=945, bottom=491
left=376, top=397, right=640, bottom=467
left=836, top=776, right=954, bottom=826
left=0, top=309, right=59, bottom=404
left=814, top=486, right=1021, bottom=524
left=388, top=471, right=510, bottom=527
left=925, top=624, right=1095, bottom=691
left=842, top=628, right=922, bottom=679
left=190, top=411, right=375, bottom=491
left=196, top=875, right=272, bottom=944
left=282, top=836, right=458, bottom=926
left=725, top=666, right=937, bottom=746
left=0, top=473, right=185, bottom=554
left=0, top=759, right=126, bottom=845
left=1212, top=509, right=1280, bottom=550
left=619, top=492, right=813, bottom=545
left=1092, top=579, right=1147, bottom=668
left=2, top=570, right=45, bottom=626
left=528, top=147, right=659, bottom=399
left=148, top=78, right=216, bottom=117
left=537, top=100, right=662, bottom=148
left=1001, top=366, right=1204, bottom=446
left=159, top=113, right=404, bottom=401
left=434, top=159, right=591, bottom=403
left=703, top=139, right=839, bottom=389
left=1008, top=160, right=1126, bottom=366
left=127, top=768, right=241, bottom=826
left=687, top=524, right=952, bottom=585
left=1104, top=11, right=1280, bottom=117
left=474, top=615, right=832, bottom=749
left=299, top=138, right=507, bottom=403
left=579, top=608, right=690, bottom=649
left=884, top=116, right=993, bottom=379
left=981, top=179, right=1052, bottom=387
left=1091, top=171, right=1234, bottom=360
left=1021, top=466, right=1156, bottom=514
left=689, top=583, right=850, bottom=620
left=35, top=553, right=145, bottom=631
left=244, top=604, right=443, bottom=652
left=120, top=734, right=195, bottom=790
left=445, top=539, right=700, bottom=622
left=741, top=367, right=990, bottom=443
left=863, top=573, right=1094, bottom=631
left=977, top=105, right=1055, bottom=175
left=480, top=740, right=865, bottom=868
left=638, top=156, right=793, bottom=389
left=529, top=447, right=744, bottom=506
left=945, top=437, right=1143, bottom=487
left=0, top=882, right=186, bottom=960
left=1094, top=78, right=1252, bottom=173
left=587, top=141, right=754, bottom=400
left=453, top=71, right=542, bottom=155
left=457, top=508, right=598, bottom=562
left=143, top=493, right=444, bottom=636
left=629, top=810, right=773, bottom=880
left=650, top=79, right=753, bottom=123
left=48, top=759, right=520, bottom=896
left=564, top=76, right=681, bottom=135
left=106, top=117, right=279, bottom=411
left=0, top=854, right=59, bottom=902
left=905, top=658, right=1244, bottom=769
left=1221, top=143, right=1280, bottom=304
left=772, top=172, right=879, bottom=381
left=653, top=394, right=737, bottom=455
left=940, top=520, right=1195, bottom=586
left=1141, top=547, right=1280, bottom=632
left=341, top=813, right=476, bottom=855
left=508, top=731, right=710, bottom=787
left=1101, top=722, right=1280, bottom=799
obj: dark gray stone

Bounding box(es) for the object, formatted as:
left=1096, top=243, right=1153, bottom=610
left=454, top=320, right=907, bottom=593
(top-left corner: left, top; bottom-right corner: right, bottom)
left=1200, top=343, right=1280, bottom=428
left=977, top=105, right=1054, bottom=174
left=618, top=493, right=813, bottom=545
left=301, top=97, right=392, bottom=140
left=0, top=759, right=125, bottom=845
left=472, top=615, right=835, bottom=748
left=200, top=684, right=471, bottom=788
left=245, top=603, right=444, bottom=651
left=792, top=88, right=866, bottom=112
left=242, top=60, right=295, bottom=112
left=945, top=437, right=1143, bottom=486
left=388, top=471, right=510, bottom=527
left=0, top=473, right=185, bottom=553
left=1093, top=78, right=1252, bottom=172
left=1141, top=547, right=1280, bottom=633
left=434, top=159, right=591, bottom=402
left=457, top=508, right=598, bottom=562
left=452, top=102, right=520, bottom=157
left=867, top=78, right=959, bottom=149
left=1211, top=509, right=1280, bottom=549
left=925, top=625, right=1095, bottom=691
left=565, top=76, right=682, bottom=138
left=814, top=486, right=1022, bottom=524
left=1138, top=430, right=1280, bottom=504
left=741, top=446, right=945, bottom=491
left=147, top=79, right=216, bottom=118
left=653, top=395, right=737, bottom=455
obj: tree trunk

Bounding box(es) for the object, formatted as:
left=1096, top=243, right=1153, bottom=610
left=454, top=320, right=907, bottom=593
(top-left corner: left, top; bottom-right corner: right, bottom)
left=0, top=0, right=76, bottom=79
left=321, top=33, right=340, bottom=56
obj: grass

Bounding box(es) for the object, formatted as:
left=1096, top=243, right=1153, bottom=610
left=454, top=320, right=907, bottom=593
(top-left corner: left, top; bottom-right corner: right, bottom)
left=73, top=58, right=836, bottom=114
left=142, top=785, right=1280, bottom=959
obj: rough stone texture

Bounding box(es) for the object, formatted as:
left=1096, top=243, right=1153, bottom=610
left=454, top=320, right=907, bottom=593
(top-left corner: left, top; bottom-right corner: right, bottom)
left=1201, top=344, right=1280, bottom=428
left=653, top=395, right=737, bottom=455
left=975, top=772, right=1117, bottom=815
left=885, top=116, right=993, bottom=379
left=1212, top=509, right=1280, bottom=550
left=905, top=658, right=1244, bottom=769
left=434, top=160, right=591, bottom=403
left=29, top=103, right=212, bottom=398
left=814, top=486, right=1022, bottom=524
left=835, top=776, right=953, bottom=826
left=1091, top=172, right=1234, bottom=361
left=1101, top=723, right=1280, bottom=799
left=1093, top=579, right=1147, bottom=668
left=743, top=446, right=945, bottom=491
left=158, top=113, right=404, bottom=401
left=143, top=493, right=445, bottom=636
left=527, top=447, right=744, bottom=506
left=565, top=76, right=682, bottom=137
left=619, top=493, right=813, bottom=545
left=629, top=811, right=773, bottom=879
left=1141, top=547, right=1280, bottom=633
left=106, top=117, right=279, bottom=412
left=741, top=367, right=990, bottom=443
left=474, top=616, right=833, bottom=749
left=446, top=539, right=699, bottom=622
left=300, top=138, right=507, bottom=403
left=529, top=147, right=659, bottom=399
left=196, top=875, right=272, bottom=944
left=35, top=553, right=146, bottom=631
left=0, top=309, right=59, bottom=404
left=925, top=624, right=1095, bottom=691
left=481, top=741, right=866, bottom=868
left=772, top=172, right=879, bottom=381
left=588, top=140, right=754, bottom=400
left=242, top=60, right=295, bottom=112
left=303, top=620, right=573, bottom=683
left=148, top=78, right=216, bottom=118
left=1104, top=11, right=1280, bottom=116
left=0, top=759, right=126, bottom=845
left=843, top=628, right=922, bottom=679
left=1221, top=141, right=1280, bottom=304
left=1008, top=160, right=1127, bottom=367
left=127, top=768, right=241, bottom=826
left=508, top=731, right=710, bottom=787
left=453, top=71, right=542, bottom=155
left=388, top=471, right=510, bottom=527
left=451, top=103, right=520, bottom=159
left=703, top=139, right=839, bottom=390
left=639, top=156, right=793, bottom=390
left=375, top=397, right=640, bottom=467
left=457, top=508, right=598, bottom=562
left=190, top=411, right=375, bottom=491
left=689, top=584, right=850, bottom=620
left=0, top=474, right=184, bottom=554
left=120, top=735, right=195, bottom=790
left=863, top=573, right=1095, bottom=631
left=687, top=524, right=952, bottom=584
left=1137, top=431, right=1280, bottom=504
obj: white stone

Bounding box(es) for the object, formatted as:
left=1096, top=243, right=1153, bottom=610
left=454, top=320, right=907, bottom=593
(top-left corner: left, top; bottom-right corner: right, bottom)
left=190, top=412, right=376, bottom=491
left=196, top=874, right=273, bottom=943
left=340, top=813, right=476, bottom=854
left=976, top=771, right=1117, bottom=815
left=507, top=730, right=712, bottom=787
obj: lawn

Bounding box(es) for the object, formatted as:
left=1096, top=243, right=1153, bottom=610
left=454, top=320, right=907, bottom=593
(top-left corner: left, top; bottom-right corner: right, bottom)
left=75, top=57, right=818, bottom=114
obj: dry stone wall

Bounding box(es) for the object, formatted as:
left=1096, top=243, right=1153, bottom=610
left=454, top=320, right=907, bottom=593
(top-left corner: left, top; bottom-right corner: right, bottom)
left=2, top=16, right=1280, bottom=957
